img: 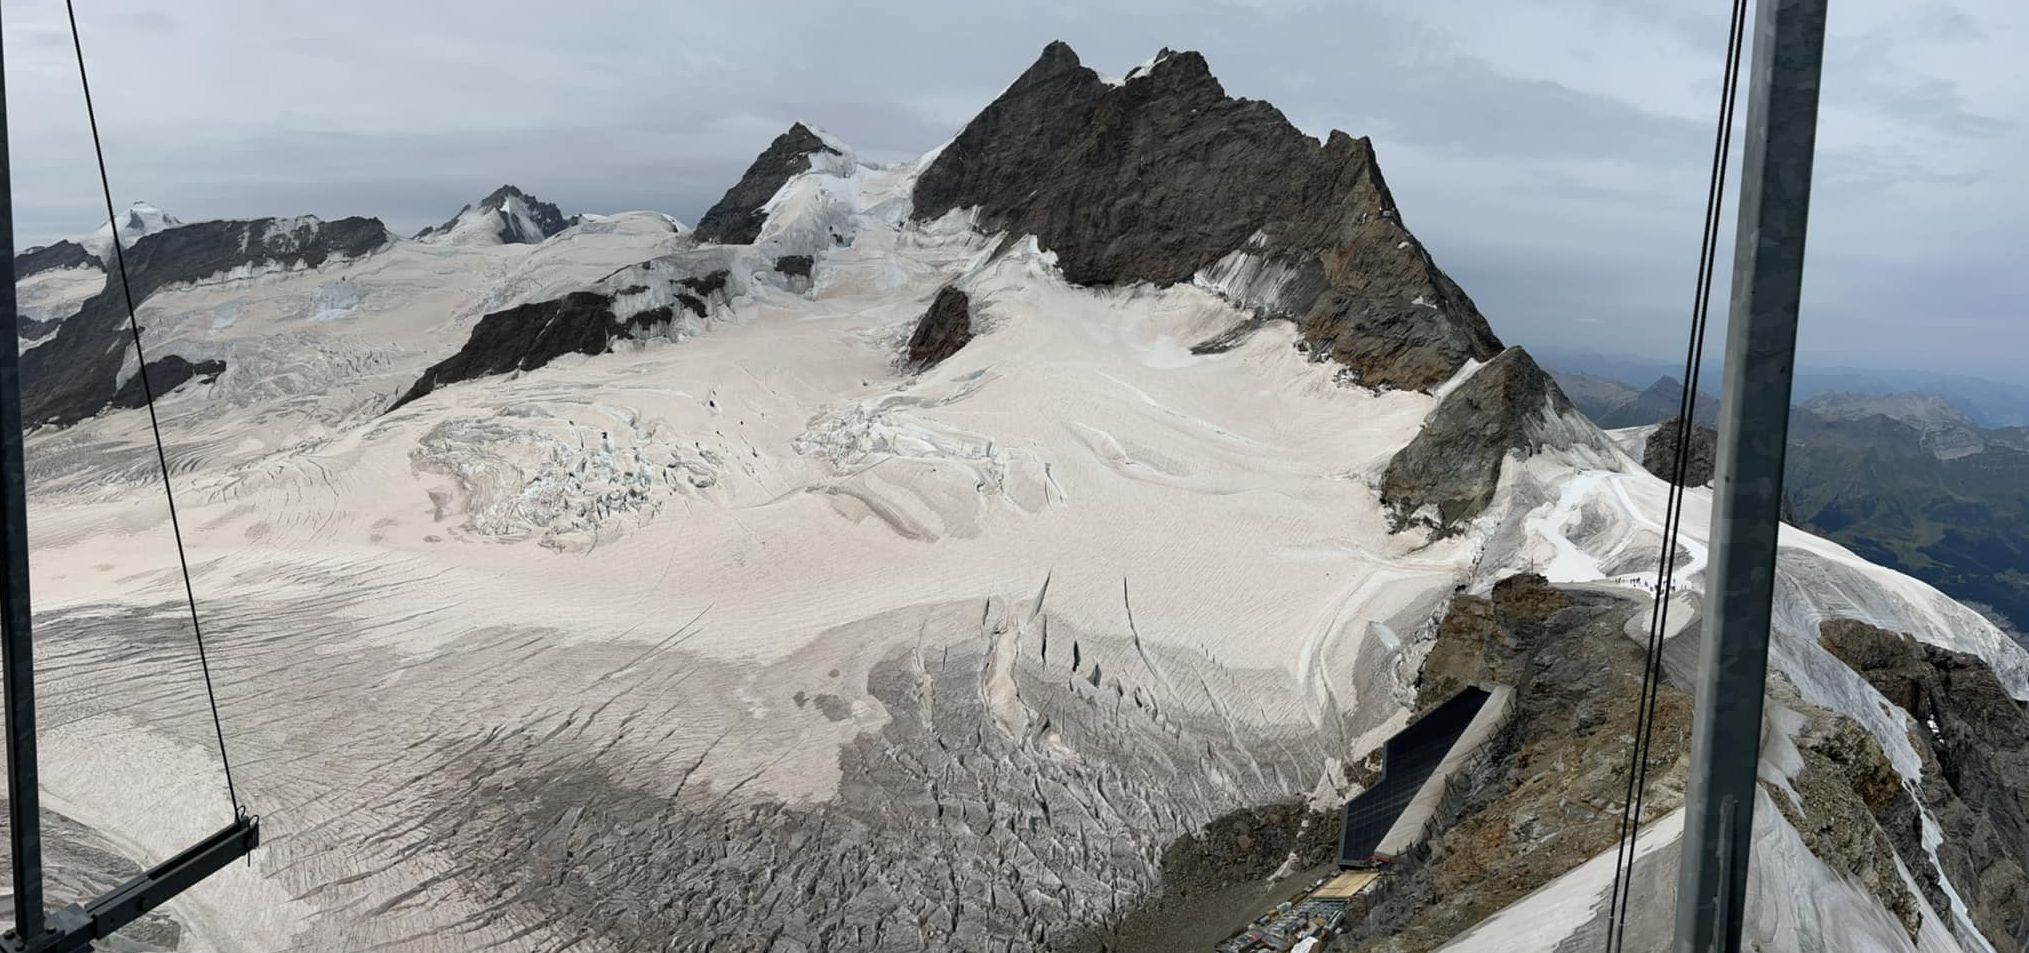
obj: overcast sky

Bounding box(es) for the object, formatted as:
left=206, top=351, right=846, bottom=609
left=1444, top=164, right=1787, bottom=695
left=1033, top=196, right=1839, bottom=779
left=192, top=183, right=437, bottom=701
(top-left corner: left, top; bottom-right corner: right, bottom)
left=6, top=0, right=2026, bottom=384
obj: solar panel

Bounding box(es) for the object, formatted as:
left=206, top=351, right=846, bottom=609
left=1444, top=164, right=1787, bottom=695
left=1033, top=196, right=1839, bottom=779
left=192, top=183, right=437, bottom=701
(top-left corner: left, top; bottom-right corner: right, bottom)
left=1338, top=687, right=1491, bottom=866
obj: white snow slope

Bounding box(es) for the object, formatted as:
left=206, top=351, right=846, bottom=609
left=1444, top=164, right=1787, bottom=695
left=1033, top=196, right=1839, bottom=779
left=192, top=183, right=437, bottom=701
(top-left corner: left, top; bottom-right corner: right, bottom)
left=81, top=200, right=183, bottom=260
left=15, top=142, right=2026, bottom=953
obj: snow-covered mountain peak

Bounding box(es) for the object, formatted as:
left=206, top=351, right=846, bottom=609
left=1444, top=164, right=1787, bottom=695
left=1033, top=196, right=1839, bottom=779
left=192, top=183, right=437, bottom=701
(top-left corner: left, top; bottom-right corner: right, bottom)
left=692, top=122, right=849, bottom=245
left=81, top=201, right=182, bottom=258
left=413, top=184, right=572, bottom=246
left=14, top=37, right=2029, bottom=953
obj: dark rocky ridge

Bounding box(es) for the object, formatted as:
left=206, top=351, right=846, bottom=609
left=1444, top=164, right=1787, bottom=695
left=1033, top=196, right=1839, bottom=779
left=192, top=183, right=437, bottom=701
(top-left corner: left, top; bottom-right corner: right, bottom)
left=1642, top=417, right=1717, bottom=487
left=15, top=241, right=106, bottom=339
left=1819, top=619, right=2029, bottom=951
left=109, top=356, right=226, bottom=410
left=1337, top=576, right=1693, bottom=952
left=1380, top=347, right=1596, bottom=529
left=413, top=185, right=571, bottom=244
left=19, top=216, right=390, bottom=427
left=15, top=239, right=102, bottom=279
left=913, top=42, right=1503, bottom=392
left=389, top=269, right=732, bottom=412
left=694, top=123, right=840, bottom=245
left=905, top=286, right=973, bottom=370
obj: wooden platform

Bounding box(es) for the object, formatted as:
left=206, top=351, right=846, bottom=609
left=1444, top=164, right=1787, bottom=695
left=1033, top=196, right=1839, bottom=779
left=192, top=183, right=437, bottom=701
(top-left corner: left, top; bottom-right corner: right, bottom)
left=1309, top=869, right=1380, bottom=902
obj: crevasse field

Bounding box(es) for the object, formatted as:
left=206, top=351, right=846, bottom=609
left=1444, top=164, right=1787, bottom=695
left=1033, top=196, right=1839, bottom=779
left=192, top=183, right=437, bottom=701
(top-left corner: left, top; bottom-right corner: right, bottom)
left=15, top=134, right=2026, bottom=953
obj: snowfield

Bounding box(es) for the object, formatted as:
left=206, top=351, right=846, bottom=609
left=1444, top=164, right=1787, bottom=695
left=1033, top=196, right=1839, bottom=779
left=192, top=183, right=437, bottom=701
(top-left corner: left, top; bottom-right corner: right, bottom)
left=17, top=143, right=2026, bottom=953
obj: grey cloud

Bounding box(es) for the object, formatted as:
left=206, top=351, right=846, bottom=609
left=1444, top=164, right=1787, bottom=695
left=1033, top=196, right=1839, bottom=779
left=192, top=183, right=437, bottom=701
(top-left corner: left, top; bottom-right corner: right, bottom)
left=6, top=0, right=2024, bottom=387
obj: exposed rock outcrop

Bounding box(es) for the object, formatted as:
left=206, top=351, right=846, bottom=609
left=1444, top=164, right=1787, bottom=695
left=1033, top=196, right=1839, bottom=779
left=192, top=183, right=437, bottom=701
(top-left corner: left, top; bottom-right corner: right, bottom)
left=413, top=185, right=572, bottom=245
left=773, top=255, right=813, bottom=279
left=1339, top=576, right=1693, bottom=952
left=19, top=216, right=390, bottom=427
left=1380, top=348, right=1600, bottom=530
left=1068, top=802, right=1339, bottom=953
left=109, top=356, right=226, bottom=409
left=912, top=43, right=1503, bottom=392
left=1820, top=618, right=2029, bottom=951
left=392, top=293, right=664, bottom=412
left=390, top=265, right=734, bottom=411
left=15, top=239, right=102, bottom=279
left=905, top=286, right=973, bottom=370
left=1642, top=417, right=1717, bottom=487
left=1766, top=690, right=1929, bottom=940
left=694, top=123, right=840, bottom=245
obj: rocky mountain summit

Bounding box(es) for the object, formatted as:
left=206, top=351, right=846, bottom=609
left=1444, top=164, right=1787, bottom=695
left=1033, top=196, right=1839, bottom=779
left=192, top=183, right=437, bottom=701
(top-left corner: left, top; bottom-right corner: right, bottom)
left=912, top=42, right=1504, bottom=393
left=1382, top=347, right=1607, bottom=529
left=413, top=185, right=573, bottom=245
left=692, top=122, right=842, bottom=245
left=1641, top=417, right=1717, bottom=487
left=12, top=38, right=2029, bottom=953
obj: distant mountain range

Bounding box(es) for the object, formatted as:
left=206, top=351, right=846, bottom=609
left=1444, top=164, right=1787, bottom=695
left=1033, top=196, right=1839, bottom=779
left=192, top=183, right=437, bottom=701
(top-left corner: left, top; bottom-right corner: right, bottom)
left=1553, top=363, right=2029, bottom=644
left=1537, top=346, right=2029, bottom=428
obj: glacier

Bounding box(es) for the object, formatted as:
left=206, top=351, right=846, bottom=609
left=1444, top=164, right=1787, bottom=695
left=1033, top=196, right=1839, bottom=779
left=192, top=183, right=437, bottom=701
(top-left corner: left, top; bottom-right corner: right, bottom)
left=11, top=50, right=2028, bottom=953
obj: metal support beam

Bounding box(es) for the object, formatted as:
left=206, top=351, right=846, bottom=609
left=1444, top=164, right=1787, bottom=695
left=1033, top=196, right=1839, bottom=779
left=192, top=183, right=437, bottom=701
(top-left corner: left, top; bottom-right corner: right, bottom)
left=1, top=13, right=259, bottom=953
left=1674, top=0, right=1827, bottom=951
left=2, top=816, right=259, bottom=953
left=0, top=7, right=50, bottom=942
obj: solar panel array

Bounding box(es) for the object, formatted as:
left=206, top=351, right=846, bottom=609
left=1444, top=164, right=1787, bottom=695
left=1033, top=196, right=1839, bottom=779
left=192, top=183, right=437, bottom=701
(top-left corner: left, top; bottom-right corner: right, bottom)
left=1337, top=687, right=1492, bottom=866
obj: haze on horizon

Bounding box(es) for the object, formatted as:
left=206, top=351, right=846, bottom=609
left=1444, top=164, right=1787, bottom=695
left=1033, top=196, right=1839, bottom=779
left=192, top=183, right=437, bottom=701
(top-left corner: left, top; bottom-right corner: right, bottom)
left=5, top=0, right=2024, bottom=386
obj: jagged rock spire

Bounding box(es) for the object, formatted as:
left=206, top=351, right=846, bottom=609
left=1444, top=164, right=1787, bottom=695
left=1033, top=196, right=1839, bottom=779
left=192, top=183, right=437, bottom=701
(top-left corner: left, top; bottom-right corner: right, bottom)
left=694, top=123, right=842, bottom=245
left=912, top=41, right=1503, bottom=392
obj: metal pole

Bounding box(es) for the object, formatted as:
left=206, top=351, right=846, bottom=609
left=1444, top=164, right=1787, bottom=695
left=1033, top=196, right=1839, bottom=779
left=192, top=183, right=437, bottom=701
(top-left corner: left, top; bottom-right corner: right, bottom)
left=1674, top=0, right=1826, bottom=950
left=0, top=4, right=51, bottom=942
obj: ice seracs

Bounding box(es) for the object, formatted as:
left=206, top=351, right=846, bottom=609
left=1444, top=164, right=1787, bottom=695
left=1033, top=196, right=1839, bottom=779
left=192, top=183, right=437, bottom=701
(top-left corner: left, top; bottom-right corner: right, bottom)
left=9, top=39, right=2028, bottom=953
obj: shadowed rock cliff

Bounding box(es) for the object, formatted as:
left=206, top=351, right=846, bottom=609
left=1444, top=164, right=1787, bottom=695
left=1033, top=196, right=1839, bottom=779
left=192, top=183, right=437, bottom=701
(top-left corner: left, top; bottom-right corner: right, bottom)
left=19, top=216, right=390, bottom=427
left=695, top=123, right=841, bottom=245
left=913, top=42, right=1503, bottom=392
left=905, top=286, right=973, bottom=370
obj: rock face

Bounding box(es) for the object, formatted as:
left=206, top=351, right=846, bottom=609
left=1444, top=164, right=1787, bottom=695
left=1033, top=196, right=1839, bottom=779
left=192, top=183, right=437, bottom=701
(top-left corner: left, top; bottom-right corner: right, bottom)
left=16, top=241, right=108, bottom=339
left=1766, top=688, right=1931, bottom=941
left=390, top=267, right=733, bottom=411
left=1820, top=618, right=2029, bottom=951
left=905, top=286, right=973, bottom=369
left=1341, top=576, right=1694, bottom=952
left=1380, top=347, right=1597, bottom=529
left=109, top=355, right=227, bottom=409
left=912, top=42, right=1503, bottom=392
left=19, top=216, right=390, bottom=427
left=694, top=123, right=841, bottom=245
left=1642, top=417, right=1717, bottom=486
left=395, top=293, right=660, bottom=412
left=413, top=185, right=572, bottom=245
left=15, top=239, right=102, bottom=279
